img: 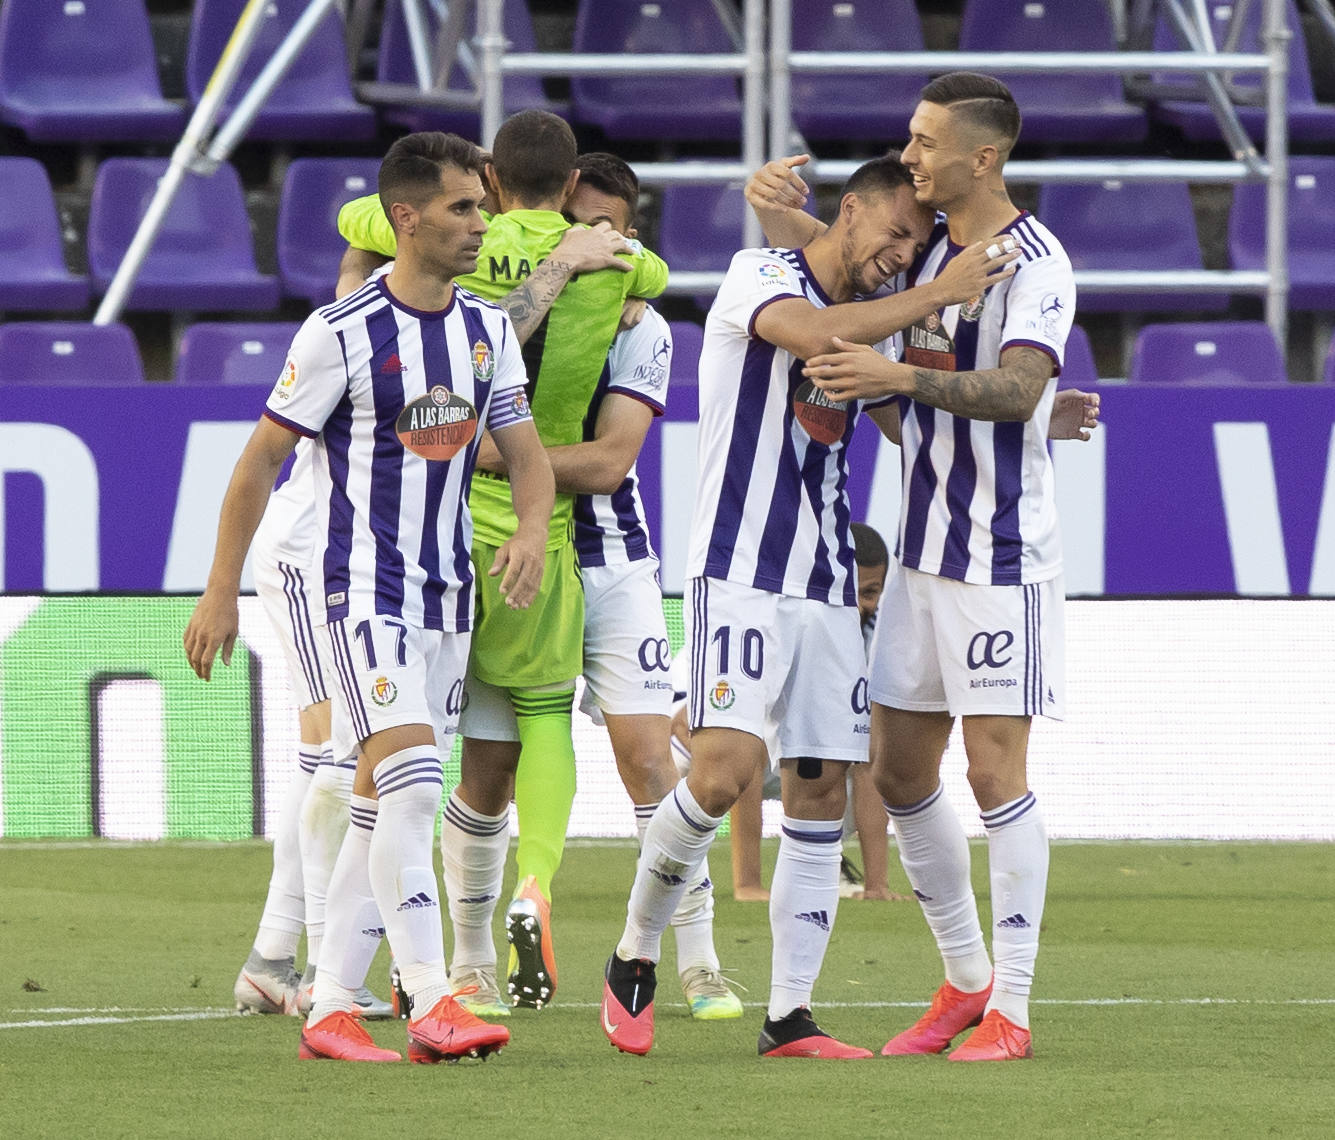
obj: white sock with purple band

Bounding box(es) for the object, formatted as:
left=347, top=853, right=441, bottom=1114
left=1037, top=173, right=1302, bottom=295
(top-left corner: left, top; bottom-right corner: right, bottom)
left=887, top=784, right=992, bottom=993
left=981, top=792, right=1048, bottom=1029
left=618, top=780, right=722, bottom=964
left=439, top=789, right=509, bottom=974
left=634, top=801, right=719, bottom=973
left=369, top=746, right=449, bottom=1016
left=767, top=815, right=843, bottom=1020
left=252, top=751, right=316, bottom=961
left=307, top=794, right=380, bottom=1025
left=298, top=753, right=354, bottom=968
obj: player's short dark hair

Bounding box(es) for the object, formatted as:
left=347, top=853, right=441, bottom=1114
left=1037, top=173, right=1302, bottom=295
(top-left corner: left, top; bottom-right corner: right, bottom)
left=851, top=522, right=889, bottom=568
left=574, top=151, right=640, bottom=221
left=378, top=131, right=482, bottom=224
left=920, top=72, right=1022, bottom=151
left=490, top=109, right=578, bottom=203
left=840, top=151, right=915, bottom=200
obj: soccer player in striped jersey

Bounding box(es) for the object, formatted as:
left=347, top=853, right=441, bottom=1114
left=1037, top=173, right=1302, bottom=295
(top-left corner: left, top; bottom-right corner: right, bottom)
left=186, top=131, right=555, bottom=1063
left=802, top=73, right=1079, bottom=1061
left=233, top=439, right=390, bottom=1021
left=601, top=154, right=1022, bottom=1059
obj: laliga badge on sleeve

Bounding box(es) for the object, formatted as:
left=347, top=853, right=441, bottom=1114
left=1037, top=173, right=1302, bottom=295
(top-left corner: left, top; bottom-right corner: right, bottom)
left=396, top=385, right=478, bottom=461
left=792, top=379, right=850, bottom=446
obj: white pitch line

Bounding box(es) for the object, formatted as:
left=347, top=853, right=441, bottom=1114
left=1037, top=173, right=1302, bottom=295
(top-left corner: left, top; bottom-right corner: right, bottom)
left=4, top=996, right=1333, bottom=1030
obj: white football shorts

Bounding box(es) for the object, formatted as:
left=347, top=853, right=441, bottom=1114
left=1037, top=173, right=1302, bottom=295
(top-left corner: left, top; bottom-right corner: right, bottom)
left=869, top=563, right=1065, bottom=720
left=685, top=577, right=870, bottom=763
left=324, top=616, right=469, bottom=759
left=579, top=558, right=675, bottom=725
left=253, top=555, right=330, bottom=710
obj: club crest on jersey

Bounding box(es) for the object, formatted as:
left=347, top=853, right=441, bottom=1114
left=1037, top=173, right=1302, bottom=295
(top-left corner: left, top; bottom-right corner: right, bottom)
left=792, top=378, right=849, bottom=446
left=396, top=388, right=478, bottom=461
left=275, top=358, right=298, bottom=400
left=708, top=679, right=736, bottom=711
left=959, top=294, right=985, bottom=322
left=370, top=675, right=398, bottom=707
left=754, top=261, right=792, bottom=290
left=511, top=391, right=531, bottom=417
left=471, top=339, right=494, bottom=380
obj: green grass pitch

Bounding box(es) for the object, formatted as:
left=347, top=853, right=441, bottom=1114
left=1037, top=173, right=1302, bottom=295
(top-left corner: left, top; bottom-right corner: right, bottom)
left=2, top=840, right=1332, bottom=1139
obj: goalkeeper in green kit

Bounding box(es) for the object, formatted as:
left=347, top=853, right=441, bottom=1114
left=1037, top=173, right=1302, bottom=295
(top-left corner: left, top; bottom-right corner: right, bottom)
left=337, top=111, right=667, bottom=1015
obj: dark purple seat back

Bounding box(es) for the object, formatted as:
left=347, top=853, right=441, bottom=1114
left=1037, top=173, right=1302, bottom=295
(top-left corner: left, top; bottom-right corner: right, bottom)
left=175, top=322, right=303, bottom=386
left=1128, top=322, right=1286, bottom=384
left=959, top=0, right=1146, bottom=143
left=571, top=0, right=741, bottom=141
left=0, top=0, right=186, bottom=141
left=87, top=158, right=280, bottom=312
left=1057, top=324, right=1099, bottom=388
left=0, top=157, right=90, bottom=311
left=277, top=158, right=382, bottom=308
left=789, top=0, right=926, bottom=144
left=1038, top=181, right=1225, bottom=312
left=186, top=0, right=375, bottom=140
left=1229, top=157, right=1335, bottom=311
left=0, top=322, right=146, bottom=385
left=376, top=0, right=558, bottom=135
left=667, top=319, right=705, bottom=387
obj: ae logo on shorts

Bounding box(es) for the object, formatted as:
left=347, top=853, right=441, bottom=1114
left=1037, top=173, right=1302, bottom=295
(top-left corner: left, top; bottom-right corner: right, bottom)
left=637, top=637, right=671, bottom=673
left=967, top=631, right=1014, bottom=670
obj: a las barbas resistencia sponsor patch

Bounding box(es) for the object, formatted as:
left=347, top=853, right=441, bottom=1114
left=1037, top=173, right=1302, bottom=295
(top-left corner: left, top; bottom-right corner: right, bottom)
left=792, top=378, right=850, bottom=446
left=396, top=384, right=478, bottom=461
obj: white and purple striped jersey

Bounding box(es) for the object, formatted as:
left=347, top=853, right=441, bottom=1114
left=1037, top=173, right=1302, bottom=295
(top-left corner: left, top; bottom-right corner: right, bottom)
left=264, top=276, right=533, bottom=632
left=253, top=437, right=317, bottom=569
left=573, top=306, right=671, bottom=568
left=896, top=212, right=1075, bottom=586
left=686, top=248, right=888, bottom=606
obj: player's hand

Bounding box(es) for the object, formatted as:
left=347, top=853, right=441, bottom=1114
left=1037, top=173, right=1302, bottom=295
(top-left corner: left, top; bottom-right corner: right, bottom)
left=618, top=296, right=648, bottom=333
left=744, top=154, right=811, bottom=212
left=1049, top=387, right=1101, bottom=441
left=553, top=221, right=634, bottom=274
left=933, top=237, right=1020, bottom=306
left=804, top=337, right=908, bottom=401
left=183, top=589, right=240, bottom=682
left=489, top=529, right=546, bottom=610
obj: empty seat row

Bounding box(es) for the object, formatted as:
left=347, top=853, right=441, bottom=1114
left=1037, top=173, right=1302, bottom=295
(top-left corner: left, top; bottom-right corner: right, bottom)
left=0, top=318, right=1319, bottom=388
left=2, top=0, right=1330, bottom=150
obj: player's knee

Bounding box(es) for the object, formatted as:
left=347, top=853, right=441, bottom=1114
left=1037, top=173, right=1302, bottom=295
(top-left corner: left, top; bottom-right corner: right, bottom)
left=964, top=764, right=1025, bottom=811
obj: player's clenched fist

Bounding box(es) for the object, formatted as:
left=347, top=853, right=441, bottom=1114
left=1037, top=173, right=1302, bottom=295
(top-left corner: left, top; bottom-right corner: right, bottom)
left=183, top=591, right=239, bottom=681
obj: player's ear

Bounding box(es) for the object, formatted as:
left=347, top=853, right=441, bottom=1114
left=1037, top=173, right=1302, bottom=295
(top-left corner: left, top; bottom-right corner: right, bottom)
left=388, top=200, right=418, bottom=236
left=562, top=168, right=581, bottom=206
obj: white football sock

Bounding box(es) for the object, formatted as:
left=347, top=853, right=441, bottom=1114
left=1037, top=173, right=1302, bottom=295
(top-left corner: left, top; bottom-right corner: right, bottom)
left=617, top=780, right=723, bottom=965
left=767, top=815, right=842, bottom=1020
left=253, top=752, right=316, bottom=961
left=981, top=792, right=1048, bottom=1029
left=440, top=789, right=508, bottom=973
left=298, top=752, right=354, bottom=968
left=888, top=784, right=992, bottom=994
left=369, top=746, right=448, bottom=1016
left=635, top=800, right=720, bottom=974
left=307, top=795, right=380, bottom=1025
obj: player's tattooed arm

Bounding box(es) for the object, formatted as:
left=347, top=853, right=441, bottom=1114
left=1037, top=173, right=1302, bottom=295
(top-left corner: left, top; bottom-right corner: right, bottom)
left=496, top=222, right=633, bottom=343
left=804, top=341, right=1055, bottom=422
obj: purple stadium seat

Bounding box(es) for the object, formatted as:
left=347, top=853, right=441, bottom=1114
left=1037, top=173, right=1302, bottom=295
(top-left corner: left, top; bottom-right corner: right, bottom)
left=659, top=182, right=745, bottom=275
left=376, top=0, right=561, bottom=135
left=789, top=0, right=927, bottom=145
left=959, top=0, right=1146, bottom=144
left=277, top=158, right=382, bottom=308
left=1056, top=323, right=1099, bottom=388
left=0, top=0, right=186, bottom=142
left=1322, top=334, right=1335, bottom=385
left=186, top=0, right=376, bottom=141
left=1229, top=157, right=1335, bottom=312
left=87, top=158, right=281, bottom=312
left=1148, top=0, right=1335, bottom=144
left=571, top=0, right=742, bottom=141
left=0, top=158, right=90, bottom=312
left=1038, top=179, right=1227, bottom=313
left=0, top=322, right=146, bottom=385
left=667, top=319, right=705, bottom=386
left=174, top=322, right=302, bottom=386
left=1127, top=322, right=1287, bottom=385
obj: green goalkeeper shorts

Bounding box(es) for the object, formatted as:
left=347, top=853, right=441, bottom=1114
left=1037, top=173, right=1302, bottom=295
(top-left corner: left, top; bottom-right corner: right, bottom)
left=469, top=536, right=583, bottom=689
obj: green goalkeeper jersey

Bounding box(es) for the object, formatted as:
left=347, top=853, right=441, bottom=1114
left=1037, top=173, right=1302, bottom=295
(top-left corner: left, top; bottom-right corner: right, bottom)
left=337, top=197, right=669, bottom=548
